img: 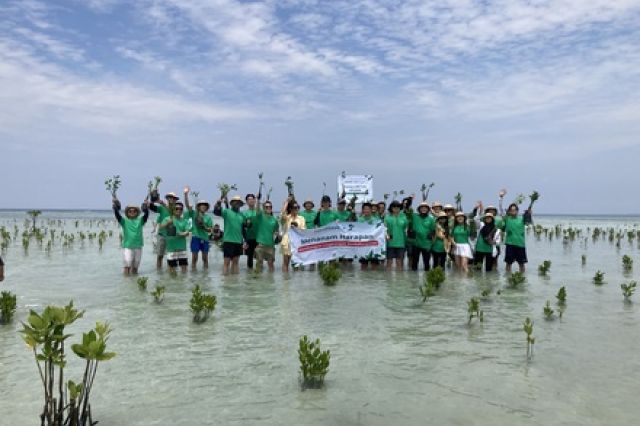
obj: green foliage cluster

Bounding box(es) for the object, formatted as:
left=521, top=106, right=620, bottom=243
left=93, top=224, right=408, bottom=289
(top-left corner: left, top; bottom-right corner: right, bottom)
left=190, top=285, right=217, bottom=323
left=420, top=267, right=445, bottom=302
left=0, top=291, right=17, bottom=324
left=319, top=262, right=342, bottom=286
left=298, top=335, right=330, bottom=389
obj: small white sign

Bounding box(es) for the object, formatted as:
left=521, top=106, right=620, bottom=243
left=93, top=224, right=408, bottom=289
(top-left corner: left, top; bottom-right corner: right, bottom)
left=337, top=174, right=373, bottom=203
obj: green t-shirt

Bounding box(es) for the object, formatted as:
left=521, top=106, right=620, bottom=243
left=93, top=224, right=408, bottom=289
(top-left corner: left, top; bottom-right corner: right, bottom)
left=222, top=208, right=245, bottom=244
left=452, top=224, right=470, bottom=244
left=475, top=226, right=494, bottom=253
left=188, top=210, right=213, bottom=241
left=384, top=214, right=407, bottom=248
left=335, top=209, right=352, bottom=222
left=299, top=209, right=317, bottom=230
left=318, top=210, right=338, bottom=227
left=120, top=216, right=145, bottom=249
left=255, top=212, right=279, bottom=246
left=163, top=217, right=189, bottom=252
left=243, top=209, right=258, bottom=240
left=413, top=215, right=435, bottom=250
left=504, top=215, right=526, bottom=248
left=358, top=215, right=380, bottom=225
left=155, top=204, right=186, bottom=237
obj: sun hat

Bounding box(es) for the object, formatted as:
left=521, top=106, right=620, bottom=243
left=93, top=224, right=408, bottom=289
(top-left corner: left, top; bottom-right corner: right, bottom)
left=444, top=204, right=454, bottom=210
left=437, top=211, right=447, bottom=218
left=125, top=205, right=140, bottom=215
left=196, top=200, right=210, bottom=209
left=165, top=192, right=179, bottom=200
left=455, top=211, right=465, bottom=217
left=418, top=201, right=430, bottom=209
left=229, top=195, right=244, bottom=205
left=485, top=205, right=498, bottom=212
left=432, top=201, right=443, bottom=208
left=303, top=199, right=315, bottom=208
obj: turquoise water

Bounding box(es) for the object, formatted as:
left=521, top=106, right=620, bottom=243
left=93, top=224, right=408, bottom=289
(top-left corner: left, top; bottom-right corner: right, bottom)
left=1, top=211, right=639, bottom=425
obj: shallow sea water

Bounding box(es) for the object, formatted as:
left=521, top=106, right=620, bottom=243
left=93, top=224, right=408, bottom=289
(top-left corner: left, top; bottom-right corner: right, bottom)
left=1, top=211, right=639, bottom=425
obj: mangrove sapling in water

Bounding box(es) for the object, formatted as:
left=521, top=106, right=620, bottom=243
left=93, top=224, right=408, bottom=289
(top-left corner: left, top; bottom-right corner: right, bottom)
left=104, top=175, right=122, bottom=198
left=481, top=289, right=491, bottom=298
left=20, top=302, right=115, bottom=426
left=538, top=260, right=551, bottom=276
left=543, top=300, right=555, bottom=320
left=622, top=255, right=633, bottom=272
left=467, top=298, right=484, bottom=324
left=190, top=285, right=217, bottom=323
left=27, top=209, right=42, bottom=231
left=507, top=272, right=526, bottom=288
left=420, top=267, right=445, bottom=302
left=319, top=262, right=341, bottom=286
left=0, top=291, right=17, bottom=324
left=137, top=276, right=148, bottom=291
left=298, top=335, right=330, bottom=390
left=556, top=286, right=567, bottom=305
left=151, top=286, right=165, bottom=303
left=581, top=254, right=587, bottom=265
left=593, top=271, right=605, bottom=285
left=621, top=281, right=636, bottom=301
left=523, top=317, right=535, bottom=360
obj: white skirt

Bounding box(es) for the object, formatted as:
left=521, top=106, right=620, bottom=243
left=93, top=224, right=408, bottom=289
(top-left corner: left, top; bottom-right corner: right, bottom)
left=453, top=243, right=474, bottom=259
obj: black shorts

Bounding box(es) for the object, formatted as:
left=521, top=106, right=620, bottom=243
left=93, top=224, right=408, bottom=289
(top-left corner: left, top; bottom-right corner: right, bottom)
left=359, top=258, right=380, bottom=265
left=167, top=258, right=188, bottom=267
left=504, top=245, right=528, bottom=264
left=223, top=242, right=244, bottom=258
left=386, top=247, right=405, bottom=259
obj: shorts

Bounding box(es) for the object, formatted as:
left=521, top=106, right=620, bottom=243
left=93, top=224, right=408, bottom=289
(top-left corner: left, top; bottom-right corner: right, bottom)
left=167, top=250, right=188, bottom=267
left=504, top=244, right=528, bottom=264
left=386, top=247, right=405, bottom=259
left=453, top=243, right=474, bottom=259
left=190, top=236, right=210, bottom=253
left=123, top=248, right=142, bottom=268
left=359, top=257, right=380, bottom=265
left=255, top=244, right=275, bottom=262
left=155, top=235, right=167, bottom=256
left=223, top=242, right=243, bottom=258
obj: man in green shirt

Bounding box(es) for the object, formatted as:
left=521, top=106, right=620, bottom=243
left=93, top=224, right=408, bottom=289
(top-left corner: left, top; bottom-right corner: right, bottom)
left=184, top=187, right=213, bottom=270
left=243, top=194, right=259, bottom=270
left=149, top=191, right=182, bottom=270
left=214, top=195, right=246, bottom=275
left=503, top=203, right=533, bottom=273
left=314, top=195, right=338, bottom=227
left=113, top=198, right=149, bottom=275
left=299, top=199, right=317, bottom=230
left=384, top=201, right=408, bottom=271
left=335, top=199, right=353, bottom=222
left=254, top=200, right=280, bottom=273
left=358, top=202, right=381, bottom=270
left=411, top=202, right=435, bottom=271
left=159, top=201, right=191, bottom=273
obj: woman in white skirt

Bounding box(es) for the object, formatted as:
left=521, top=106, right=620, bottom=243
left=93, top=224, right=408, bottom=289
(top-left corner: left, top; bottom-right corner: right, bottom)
left=451, top=211, right=473, bottom=272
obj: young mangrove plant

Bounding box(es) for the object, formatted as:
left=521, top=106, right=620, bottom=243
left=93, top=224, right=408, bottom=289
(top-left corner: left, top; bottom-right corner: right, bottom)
left=104, top=175, right=122, bottom=198
left=543, top=300, right=555, bottom=320
left=151, top=286, right=165, bottom=303
left=593, top=270, right=605, bottom=286
left=0, top=291, right=17, bottom=324
left=137, top=276, right=148, bottom=291
left=621, top=281, right=636, bottom=301
left=20, top=302, right=115, bottom=426
left=298, top=335, right=330, bottom=390
left=581, top=254, right=587, bottom=266
left=523, top=317, right=535, bottom=360
left=538, top=260, right=551, bottom=276
left=217, top=183, right=238, bottom=200
left=622, top=255, right=633, bottom=272
left=319, top=262, right=341, bottom=286
left=556, top=286, right=567, bottom=305
left=284, top=176, right=295, bottom=200
left=420, top=266, right=445, bottom=302
left=190, top=285, right=217, bottom=323
left=507, top=271, right=526, bottom=288
left=27, top=209, right=42, bottom=231
left=467, top=297, right=484, bottom=324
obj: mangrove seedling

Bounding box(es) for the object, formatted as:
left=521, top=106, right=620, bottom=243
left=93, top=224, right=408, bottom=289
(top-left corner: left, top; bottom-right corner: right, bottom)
left=513, top=193, right=526, bottom=206
left=20, top=302, right=115, bottom=425
left=481, top=289, right=491, bottom=298
left=266, top=187, right=273, bottom=201
left=556, top=286, right=567, bottom=305
left=454, top=192, right=463, bottom=211
left=26, top=209, right=42, bottom=231
left=538, top=260, right=551, bottom=276
left=581, top=254, right=587, bottom=266
left=104, top=175, right=121, bottom=198
left=523, top=317, right=535, bottom=360
left=217, top=183, right=238, bottom=199
left=420, top=267, right=445, bottom=302
left=319, top=262, right=341, bottom=286
left=137, top=276, right=148, bottom=291
left=593, top=270, right=605, bottom=285
left=0, top=291, right=17, bottom=324
left=507, top=271, right=526, bottom=288
left=298, top=335, right=330, bottom=390
left=420, top=182, right=435, bottom=202
left=622, top=255, right=633, bottom=272
left=190, top=285, right=217, bottom=323
left=543, top=300, right=555, bottom=320
left=151, top=286, right=165, bottom=303
left=621, top=281, right=636, bottom=301
left=467, top=297, right=484, bottom=324
left=527, top=190, right=540, bottom=209
left=284, top=176, right=295, bottom=199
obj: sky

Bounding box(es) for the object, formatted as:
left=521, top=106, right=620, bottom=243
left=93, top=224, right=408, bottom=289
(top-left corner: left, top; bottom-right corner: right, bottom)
left=1, top=0, right=640, bottom=213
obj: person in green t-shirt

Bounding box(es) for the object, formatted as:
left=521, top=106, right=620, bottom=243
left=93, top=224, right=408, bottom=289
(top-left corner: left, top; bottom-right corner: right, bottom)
left=314, top=195, right=338, bottom=227
left=411, top=202, right=435, bottom=271
left=432, top=212, right=450, bottom=269
left=482, top=202, right=503, bottom=270
left=451, top=212, right=473, bottom=272
left=184, top=187, right=213, bottom=271
left=358, top=202, right=382, bottom=270
left=149, top=191, right=182, bottom=270
left=375, top=201, right=386, bottom=221
left=474, top=212, right=500, bottom=272
left=242, top=194, right=259, bottom=270
left=213, top=195, right=246, bottom=275
left=503, top=202, right=533, bottom=273
left=335, top=199, right=353, bottom=222
left=158, top=201, right=191, bottom=273
left=299, top=199, right=317, bottom=230
left=254, top=200, right=280, bottom=273
left=113, top=198, right=149, bottom=275
left=384, top=200, right=408, bottom=271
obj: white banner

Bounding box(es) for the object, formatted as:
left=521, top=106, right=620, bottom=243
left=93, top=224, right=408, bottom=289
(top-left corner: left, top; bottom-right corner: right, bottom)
left=289, top=222, right=387, bottom=265
left=337, top=174, right=373, bottom=203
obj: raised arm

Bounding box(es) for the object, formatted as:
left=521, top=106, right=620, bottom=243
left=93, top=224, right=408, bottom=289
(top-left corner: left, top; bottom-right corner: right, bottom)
left=213, top=199, right=224, bottom=217
left=523, top=208, right=533, bottom=225
left=498, top=189, right=506, bottom=216
left=141, top=200, right=150, bottom=224
left=113, top=198, right=123, bottom=224
left=184, top=186, right=192, bottom=211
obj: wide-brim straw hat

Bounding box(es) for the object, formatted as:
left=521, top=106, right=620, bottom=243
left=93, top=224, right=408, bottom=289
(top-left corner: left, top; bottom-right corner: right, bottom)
left=303, top=199, right=315, bottom=208
left=485, top=205, right=498, bottom=212
left=444, top=204, right=455, bottom=210
left=165, top=192, right=179, bottom=200
left=454, top=211, right=466, bottom=217
left=432, top=201, right=443, bottom=208
left=125, top=205, right=141, bottom=215
left=437, top=211, right=447, bottom=218
left=196, top=200, right=210, bottom=209
left=229, top=195, right=244, bottom=205
left=418, top=201, right=431, bottom=209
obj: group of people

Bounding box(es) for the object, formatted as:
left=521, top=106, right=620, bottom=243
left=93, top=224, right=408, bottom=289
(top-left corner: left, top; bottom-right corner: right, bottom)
left=112, top=186, right=534, bottom=276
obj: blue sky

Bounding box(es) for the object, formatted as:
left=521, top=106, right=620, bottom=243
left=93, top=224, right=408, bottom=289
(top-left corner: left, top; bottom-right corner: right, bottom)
left=1, top=0, right=639, bottom=213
